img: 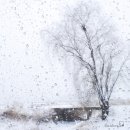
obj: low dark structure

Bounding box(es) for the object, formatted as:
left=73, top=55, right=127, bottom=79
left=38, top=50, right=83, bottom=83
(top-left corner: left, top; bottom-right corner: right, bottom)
left=52, top=107, right=100, bottom=123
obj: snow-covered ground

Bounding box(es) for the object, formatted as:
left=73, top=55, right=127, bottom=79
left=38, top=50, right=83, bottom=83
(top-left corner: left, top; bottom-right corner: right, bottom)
left=0, top=105, right=130, bottom=130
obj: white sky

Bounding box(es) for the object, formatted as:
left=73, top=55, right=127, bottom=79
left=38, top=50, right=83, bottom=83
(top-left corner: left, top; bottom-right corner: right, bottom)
left=0, top=0, right=129, bottom=109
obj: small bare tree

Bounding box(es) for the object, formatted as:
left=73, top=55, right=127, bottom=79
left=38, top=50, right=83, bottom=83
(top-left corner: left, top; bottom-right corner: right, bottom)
left=48, top=3, right=127, bottom=120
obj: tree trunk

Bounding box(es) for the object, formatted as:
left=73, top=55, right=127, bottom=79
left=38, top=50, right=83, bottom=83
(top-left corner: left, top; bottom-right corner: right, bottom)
left=100, top=100, right=109, bottom=120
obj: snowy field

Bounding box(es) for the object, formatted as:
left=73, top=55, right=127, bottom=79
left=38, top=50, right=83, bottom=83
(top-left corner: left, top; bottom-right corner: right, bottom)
left=0, top=105, right=130, bottom=130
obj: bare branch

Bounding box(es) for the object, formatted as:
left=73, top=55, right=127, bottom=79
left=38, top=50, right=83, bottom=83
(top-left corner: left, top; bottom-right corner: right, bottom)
left=108, top=57, right=128, bottom=100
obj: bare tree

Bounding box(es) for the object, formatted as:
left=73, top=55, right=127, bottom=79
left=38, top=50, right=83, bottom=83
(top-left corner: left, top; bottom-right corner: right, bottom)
left=47, top=3, right=128, bottom=120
